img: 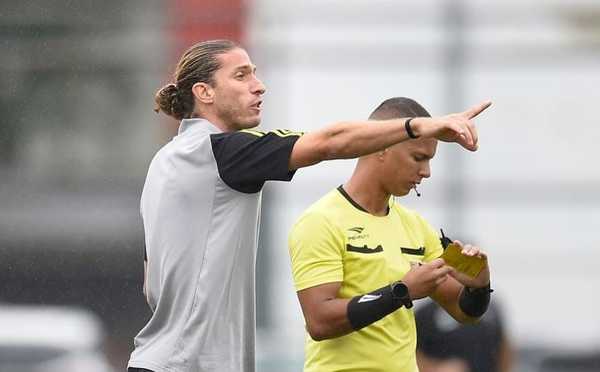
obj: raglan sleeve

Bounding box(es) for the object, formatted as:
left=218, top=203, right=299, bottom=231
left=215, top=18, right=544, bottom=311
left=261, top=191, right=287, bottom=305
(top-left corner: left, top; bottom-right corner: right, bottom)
left=210, top=129, right=303, bottom=193
left=288, top=212, right=345, bottom=291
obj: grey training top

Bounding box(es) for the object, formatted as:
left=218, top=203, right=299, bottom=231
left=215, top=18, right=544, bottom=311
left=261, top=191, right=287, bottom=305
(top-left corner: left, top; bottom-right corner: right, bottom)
left=128, top=119, right=301, bottom=372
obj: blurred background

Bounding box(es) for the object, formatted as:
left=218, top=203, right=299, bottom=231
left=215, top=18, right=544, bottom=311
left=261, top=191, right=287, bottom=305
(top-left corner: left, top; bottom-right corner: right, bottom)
left=1, top=0, right=599, bottom=371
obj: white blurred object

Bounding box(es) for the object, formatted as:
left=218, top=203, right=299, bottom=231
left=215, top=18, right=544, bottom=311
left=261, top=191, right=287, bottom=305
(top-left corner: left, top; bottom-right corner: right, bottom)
left=0, top=304, right=114, bottom=372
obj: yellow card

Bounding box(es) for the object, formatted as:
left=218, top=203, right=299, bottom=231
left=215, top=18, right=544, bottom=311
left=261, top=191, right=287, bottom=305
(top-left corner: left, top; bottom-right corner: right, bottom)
left=439, top=243, right=485, bottom=278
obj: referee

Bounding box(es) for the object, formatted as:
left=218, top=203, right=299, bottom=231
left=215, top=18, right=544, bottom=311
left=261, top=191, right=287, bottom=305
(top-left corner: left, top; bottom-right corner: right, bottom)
left=288, top=97, right=493, bottom=372
left=128, top=39, right=491, bottom=372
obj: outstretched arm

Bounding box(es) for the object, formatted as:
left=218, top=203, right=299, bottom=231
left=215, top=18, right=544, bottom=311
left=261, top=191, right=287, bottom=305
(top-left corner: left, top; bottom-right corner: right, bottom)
left=289, top=100, right=491, bottom=170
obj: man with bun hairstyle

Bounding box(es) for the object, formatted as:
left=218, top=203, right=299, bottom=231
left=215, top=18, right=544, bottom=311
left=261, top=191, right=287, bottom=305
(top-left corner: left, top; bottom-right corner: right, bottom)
left=128, top=39, right=491, bottom=372
left=288, top=97, right=493, bottom=372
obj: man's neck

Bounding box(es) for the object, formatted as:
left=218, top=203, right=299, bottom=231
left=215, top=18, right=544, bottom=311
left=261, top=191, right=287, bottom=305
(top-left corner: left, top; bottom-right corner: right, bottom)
left=193, top=111, right=236, bottom=133
left=343, top=171, right=391, bottom=217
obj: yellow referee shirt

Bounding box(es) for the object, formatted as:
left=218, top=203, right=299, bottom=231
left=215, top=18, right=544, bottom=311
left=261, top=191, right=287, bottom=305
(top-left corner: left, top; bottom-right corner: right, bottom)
left=288, top=186, right=443, bottom=372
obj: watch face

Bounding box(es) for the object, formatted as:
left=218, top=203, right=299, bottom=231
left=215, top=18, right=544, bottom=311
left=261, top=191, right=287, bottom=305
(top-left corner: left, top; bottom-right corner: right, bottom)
left=392, top=282, right=408, bottom=298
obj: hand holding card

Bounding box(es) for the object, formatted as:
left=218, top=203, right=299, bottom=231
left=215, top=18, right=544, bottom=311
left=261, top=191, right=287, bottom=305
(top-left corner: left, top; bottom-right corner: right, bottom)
left=439, top=243, right=486, bottom=278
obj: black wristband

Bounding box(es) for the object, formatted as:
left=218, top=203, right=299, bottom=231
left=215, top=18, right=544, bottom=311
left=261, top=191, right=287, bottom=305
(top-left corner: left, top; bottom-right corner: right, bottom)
left=346, top=283, right=406, bottom=331
left=405, top=117, right=419, bottom=139
left=459, top=283, right=493, bottom=318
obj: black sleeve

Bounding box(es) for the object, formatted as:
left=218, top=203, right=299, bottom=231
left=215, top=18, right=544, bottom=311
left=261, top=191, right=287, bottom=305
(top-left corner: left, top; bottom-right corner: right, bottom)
left=210, top=129, right=302, bottom=193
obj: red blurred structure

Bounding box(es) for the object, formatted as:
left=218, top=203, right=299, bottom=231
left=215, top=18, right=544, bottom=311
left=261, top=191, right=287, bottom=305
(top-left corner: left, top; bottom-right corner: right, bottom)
left=167, top=0, right=247, bottom=56
left=160, top=0, right=248, bottom=135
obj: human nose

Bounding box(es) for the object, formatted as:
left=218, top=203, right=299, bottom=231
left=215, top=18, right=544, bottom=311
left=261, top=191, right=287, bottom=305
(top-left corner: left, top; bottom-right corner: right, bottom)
left=251, top=76, right=266, bottom=95
left=420, top=161, right=431, bottom=178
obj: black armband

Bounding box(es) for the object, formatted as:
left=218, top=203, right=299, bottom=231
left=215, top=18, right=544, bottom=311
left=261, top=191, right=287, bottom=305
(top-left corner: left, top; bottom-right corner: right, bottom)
left=459, top=284, right=493, bottom=318
left=346, top=281, right=412, bottom=331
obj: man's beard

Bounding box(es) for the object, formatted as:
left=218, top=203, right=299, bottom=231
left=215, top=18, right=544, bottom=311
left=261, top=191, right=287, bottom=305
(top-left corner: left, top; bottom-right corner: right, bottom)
left=217, top=103, right=259, bottom=129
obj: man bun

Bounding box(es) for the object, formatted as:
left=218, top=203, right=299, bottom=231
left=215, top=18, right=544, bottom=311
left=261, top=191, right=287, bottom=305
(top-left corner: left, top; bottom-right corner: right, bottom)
left=154, top=83, right=186, bottom=121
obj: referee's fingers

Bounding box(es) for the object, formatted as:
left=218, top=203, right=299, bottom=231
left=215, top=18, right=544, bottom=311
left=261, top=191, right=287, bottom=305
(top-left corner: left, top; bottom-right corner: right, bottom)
left=465, top=120, right=478, bottom=148
left=463, top=100, right=492, bottom=119
left=427, top=258, right=446, bottom=268
left=477, top=250, right=489, bottom=260
left=434, top=265, right=453, bottom=277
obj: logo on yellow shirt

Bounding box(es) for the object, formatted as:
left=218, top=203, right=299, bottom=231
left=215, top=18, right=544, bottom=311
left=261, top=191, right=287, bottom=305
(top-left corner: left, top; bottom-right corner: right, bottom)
left=347, top=227, right=369, bottom=241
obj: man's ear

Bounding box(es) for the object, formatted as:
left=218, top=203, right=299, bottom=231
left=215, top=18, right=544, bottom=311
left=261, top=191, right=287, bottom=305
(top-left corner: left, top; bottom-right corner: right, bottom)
left=192, top=82, right=214, bottom=104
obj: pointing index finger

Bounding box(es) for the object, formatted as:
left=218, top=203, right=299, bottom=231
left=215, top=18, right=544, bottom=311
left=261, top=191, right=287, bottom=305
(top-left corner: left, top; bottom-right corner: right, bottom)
left=464, top=100, right=492, bottom=119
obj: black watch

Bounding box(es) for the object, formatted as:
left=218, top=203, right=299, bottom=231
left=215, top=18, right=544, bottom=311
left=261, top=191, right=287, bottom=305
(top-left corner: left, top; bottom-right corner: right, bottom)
left=390, top=281, right=413, bottom=309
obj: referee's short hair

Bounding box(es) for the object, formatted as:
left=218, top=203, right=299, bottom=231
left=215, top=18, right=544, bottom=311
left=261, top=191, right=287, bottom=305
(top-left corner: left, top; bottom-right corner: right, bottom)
left=369, top=97, right=431, bottom=121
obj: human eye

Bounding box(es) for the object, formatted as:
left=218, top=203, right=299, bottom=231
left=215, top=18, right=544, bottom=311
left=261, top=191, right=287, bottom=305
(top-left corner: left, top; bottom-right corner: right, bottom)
left=234, top=71, right=245, bottom=80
